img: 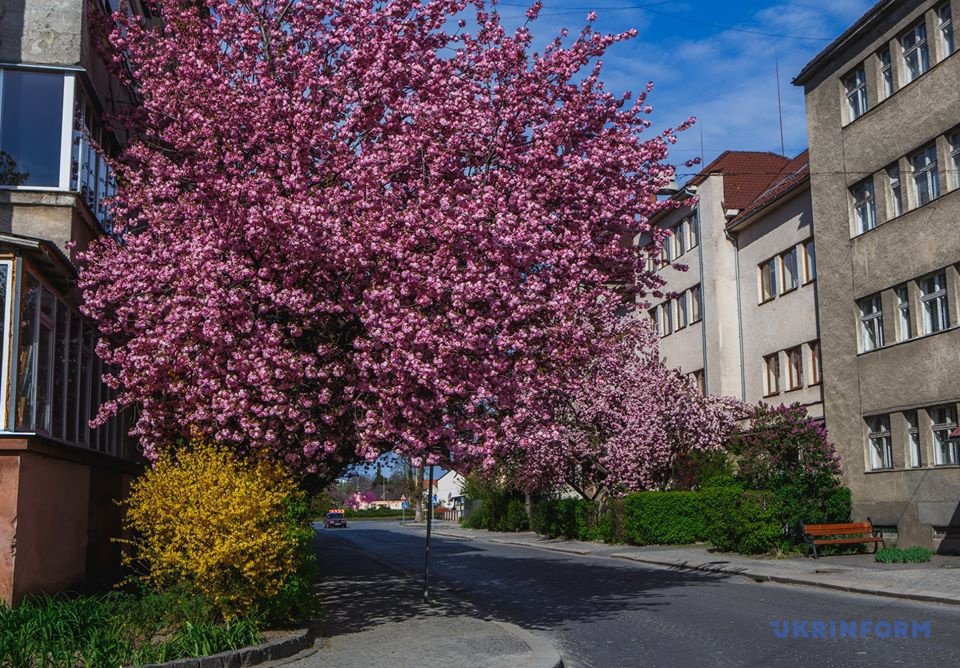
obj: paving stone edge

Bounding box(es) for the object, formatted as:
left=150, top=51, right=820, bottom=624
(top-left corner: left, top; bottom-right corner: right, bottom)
left=139, top=628, right=313, bottom=668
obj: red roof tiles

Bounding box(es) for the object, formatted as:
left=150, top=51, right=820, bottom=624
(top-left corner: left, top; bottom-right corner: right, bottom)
left=727, top=150, right=810, bottom=229
left=687, top=150, right=793, bottom=211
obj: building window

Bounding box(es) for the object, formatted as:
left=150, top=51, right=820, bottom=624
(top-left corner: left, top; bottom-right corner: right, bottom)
left=781, top=247, right=799, bottom=292
left=786, top=346, right=803, bottom=390
left=879, top=48, right=894, bottom=99
left=73, top=85, right=118, bottom=229
left=661, top=301, right=673, bottom=336
left=931, top=405, right=958, bottom=465
left=0, top=70, right=66, bottom=187
left=906, top=411, right=922, bottom=468
left=690, top=369, right=705, bottom=396
left=949, top=131, right=960, bottom=190
left=674, top=220, right=687, bottom=258
left=920, top=271, right=949, bottom=334
left=649, top=307, right=660, bottom=336
left=939, top=3, right=955, bottom=57
left=803, top=239, right=816, bottom=283
left=764, top=353, right=780, bottom=396
left=660, top=233, right=673, bottom=263
left=690, top=284, right=702, bottom=323
left=912, top=144, right=940, bottom=206
left=859, top=295, right=884, bottom=352
left=677, top=292, right=688, bottom=329
left=887, top=164, right=903, bottom=217
left=851, top=178, right=876, bottom=234
left=760, top=257, right=777, bottom=302
left=868, top=416, right=893, bottom=470
left=688, top=216, right=699, bottom=249
left=844, top=66, right=868, bottom=121
left=809, top=341, right=821, bottom=385
left=902, top=21, right=930, bottom=83
left=896, top=284, right=912, bottom=341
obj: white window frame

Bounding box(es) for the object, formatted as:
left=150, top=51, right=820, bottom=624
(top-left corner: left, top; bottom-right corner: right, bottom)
left=786, top=346, right=803, bottom=390
left=803, top=239, right=816, bottom=283
left=939, top=3, right=955, bottom=58
left=851, top=179, right=876, bottom=234
left=902, top=21, right=930, bottom=83
left=931, top=405, right=958, bottom=465
left=760, top=257, right=778, bottom=302
left=809, top=341, right=821, bottom=385
left=688, top=216, right=699, bottom=249
left=690, top=284, right=702, bottom=323
left=920, top=271, right=949, bottom=335
left=844, top=66, right=868, bottom=121
left=949, top=131, right=960, bottom=190
left=912, top=144, right=940, bottom=206
left=674, top=220, right=687, bottom=258
left=661, top=301, right=673, bottom=336
left=868, top=416, right=893, bottom=470
left=906, top=412, right=922, bottom=468
left=859, top=295, right=884, bottom=352
left=781, top=246, right=799, bottom=292
left=887, top=164, right=903, bottom=217
left=879, top=48, right=894, bottom=99
left=677, top=292, right=688, bottom=329
left=896, top=284, right=911, bottom=341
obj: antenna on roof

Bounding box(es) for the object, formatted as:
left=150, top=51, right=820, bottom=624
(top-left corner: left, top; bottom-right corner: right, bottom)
left=699, top=121, right=704, bottom=167
left=775, top=49, right=786, bottom=157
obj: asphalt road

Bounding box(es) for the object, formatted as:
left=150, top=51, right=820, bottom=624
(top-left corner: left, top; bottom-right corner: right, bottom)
left=316, top=521, right=960, bottom=668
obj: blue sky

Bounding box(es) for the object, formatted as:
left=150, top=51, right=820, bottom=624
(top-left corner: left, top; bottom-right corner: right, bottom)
left=494, top=0, right=876, bottom=173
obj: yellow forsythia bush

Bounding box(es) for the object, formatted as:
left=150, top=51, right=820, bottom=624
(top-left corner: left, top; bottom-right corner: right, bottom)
left=122, top=440, right=301, bottom=618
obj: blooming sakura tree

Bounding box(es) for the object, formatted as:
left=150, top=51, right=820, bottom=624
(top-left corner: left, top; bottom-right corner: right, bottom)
left=500, top=320, right=744, bottom=498
left=79, top=0, right=691, bottom=474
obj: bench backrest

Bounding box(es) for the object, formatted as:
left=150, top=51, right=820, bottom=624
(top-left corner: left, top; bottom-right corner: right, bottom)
left=803, top=522, right=872, bottom=536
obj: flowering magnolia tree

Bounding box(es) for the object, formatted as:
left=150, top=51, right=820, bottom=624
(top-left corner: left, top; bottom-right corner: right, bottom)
left=500, top=321, right=744, bottom=498
left=79, top=0, right=691, bottom=474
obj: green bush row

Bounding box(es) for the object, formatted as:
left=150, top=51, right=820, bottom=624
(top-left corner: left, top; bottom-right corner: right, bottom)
left=461, top=496, right=529, bottom=532
left=531, top=484, right=852, bottom=555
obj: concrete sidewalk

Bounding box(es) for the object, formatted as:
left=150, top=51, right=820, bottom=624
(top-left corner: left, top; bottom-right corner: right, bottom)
left=405, top=521, right=960, bottom=607
left=274, top=529, right=563, bottom=668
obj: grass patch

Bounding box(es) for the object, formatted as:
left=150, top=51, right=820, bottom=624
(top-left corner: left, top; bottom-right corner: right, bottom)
left=874, top=546, right=933, bottom=563
left=0, top=589, right=262, bottom=667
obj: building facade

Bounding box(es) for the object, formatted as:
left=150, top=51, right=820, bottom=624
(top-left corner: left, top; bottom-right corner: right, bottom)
left=0, top=0, right=142, bottom=604
left=795, top=0, right=960, bottom=549
left=643, top=151, right=823, bottom=417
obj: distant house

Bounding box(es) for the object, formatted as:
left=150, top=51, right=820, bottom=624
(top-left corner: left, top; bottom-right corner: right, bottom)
left=435, top=470, right=465, bottom=509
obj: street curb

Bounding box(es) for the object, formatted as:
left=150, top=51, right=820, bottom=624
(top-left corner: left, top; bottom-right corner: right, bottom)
left=488, top=538, right=592, bottom=556
left=491, top=621, right=564, bottom=668
left=609, top=553, right=960, bottom=607
left=141, top=628, right=313, bottom=668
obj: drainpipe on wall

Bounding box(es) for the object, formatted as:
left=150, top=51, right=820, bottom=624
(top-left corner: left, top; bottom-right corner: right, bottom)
left=723, top=226, right=747, bottom=402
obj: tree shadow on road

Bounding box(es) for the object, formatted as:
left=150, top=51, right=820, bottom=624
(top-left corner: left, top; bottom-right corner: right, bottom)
left=313, top=526, right=732, bottom=639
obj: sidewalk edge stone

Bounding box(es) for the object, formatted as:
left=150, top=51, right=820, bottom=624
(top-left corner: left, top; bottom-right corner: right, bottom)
left=490, top=621, right=564, bottom=668
left=140, top=628, right=313, bottom=668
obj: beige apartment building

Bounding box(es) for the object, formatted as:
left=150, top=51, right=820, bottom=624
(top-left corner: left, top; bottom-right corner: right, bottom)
left=643, top=151, right=823, bottom=417
left=795, top=0, right=960, bottom=548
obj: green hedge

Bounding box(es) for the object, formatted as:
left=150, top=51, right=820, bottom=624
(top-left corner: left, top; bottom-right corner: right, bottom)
left=532, top=484, right=853, bottom=555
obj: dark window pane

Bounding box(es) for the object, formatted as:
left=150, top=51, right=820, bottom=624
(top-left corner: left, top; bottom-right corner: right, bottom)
left=53, top=302, right=68, bottom=439
left=15, top=274, right=39, bottom=430
left=0, top=71, right=64, bottom=187
left=66, top=314, right=81, bottom=443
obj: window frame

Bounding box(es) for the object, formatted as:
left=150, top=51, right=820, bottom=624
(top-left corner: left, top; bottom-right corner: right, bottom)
left=802, top=239, right=816, bottom=284
left=919, top=271, right=949, bottom=335
left=867, top=415, right=893, bottom=471
left=763, top=353, right=780, bottom=397
left=851, top=178, right=877, bottom=234
left=759, top=257, right=778, bottom=303
left=859, top=294, right=884, bottom=352
left=786, top=346, right=804, bottom=390
left=688, top=216, right=699, bottom=249
left=676, top=292, right=688, bottom=330
left=780, top=246, right=799, bottom=293
left=931, top=405, right=959, bottom=466
left=690, top=284, right=702, bottom=323
left=906, top=411, right=922, bottom=468
left=879, top=47, right=894, bottom=99
left=949, top=131, right=960, bottom=190
left=939, top=3, right=955, bottom=58
left=901, top=20, right=930, bottom=83
left=809, top=341, right=821, bottom=385
left=843, top=66, right=868, bottom=121
left=887, top=164, right=903, bottom=218
left=661, top=301, right=673, bottom=336
left=896, top=284, right=912, bottom=341
left=911, top=144, right=940, bottom=207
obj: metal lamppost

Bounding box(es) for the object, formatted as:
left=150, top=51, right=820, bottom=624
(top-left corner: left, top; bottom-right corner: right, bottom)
left=423, top=462, right=435, bottom=602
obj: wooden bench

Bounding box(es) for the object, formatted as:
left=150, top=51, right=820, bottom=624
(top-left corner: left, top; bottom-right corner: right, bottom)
left=803, top=520, right=884, bottom=558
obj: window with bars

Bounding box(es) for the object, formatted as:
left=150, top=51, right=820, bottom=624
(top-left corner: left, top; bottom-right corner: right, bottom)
left=920, top=271, right=949, bottom=334
left=931, top=405, right=958, bottom=465
left=902, top=21, right=930, bottom=83
left=844, top=66, right=868, bottom=120
left=911, top=144, right=940, bottom=206
left=859, top=295, right=884, bottom=352
left=868, top=416, right=893, bottom=470
left=763, top=353, right=780, bottom=396
left=896, top=284, right=912, bottom=341
left=851, top=178, right=876, bottom=234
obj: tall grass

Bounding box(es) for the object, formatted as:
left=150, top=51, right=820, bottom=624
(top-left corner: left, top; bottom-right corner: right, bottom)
left=0, top=590, right=262, bottom=667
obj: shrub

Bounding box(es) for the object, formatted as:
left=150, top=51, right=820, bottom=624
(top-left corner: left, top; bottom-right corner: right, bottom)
left=621, top=492, right=707, bottom=545
left=875, top=546, right=933, bottom=563
left=459, top=476, right=529, bottom=531
left=122, top=440, right=315, bottom=622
